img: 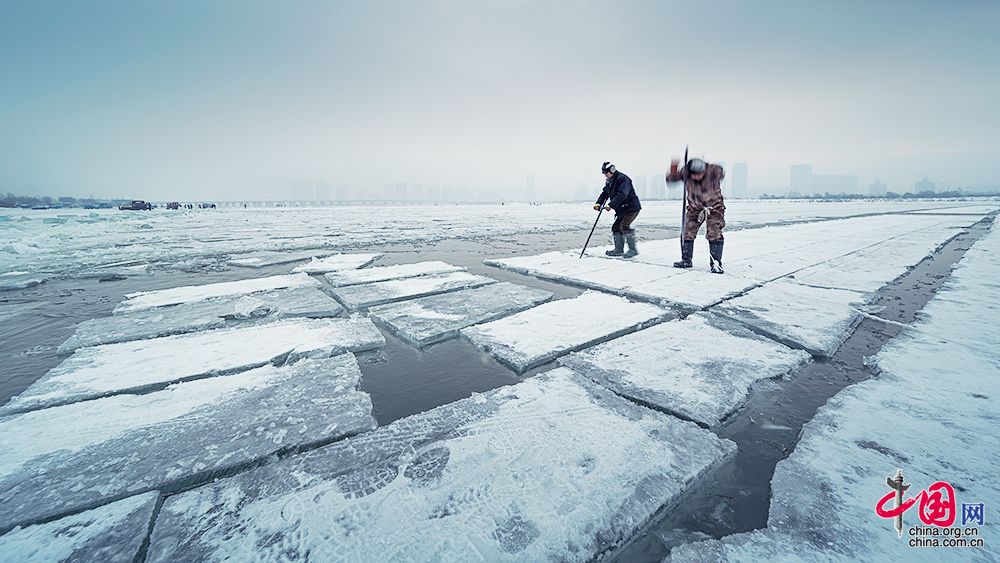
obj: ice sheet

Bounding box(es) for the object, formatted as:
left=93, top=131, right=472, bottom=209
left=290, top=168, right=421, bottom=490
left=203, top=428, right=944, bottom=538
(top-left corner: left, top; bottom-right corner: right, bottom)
left=324, top=260, right=464, bottom=287
left=332, top=271, right=496, bottom=310
left=146, top=367, right=735, bottom=562
left=369, top=282, right=553, bottom=347
left=59, top=286, right=343, bottom=351
left=0, top=492, right=158, bottom=561
left=711, top=280, right=865, bottom=357
left=1, top=317, right=384, bottom=414
left=116, top=273, right=320, bottom=312
left=0, top=354, right=374, bottom=532
left=228, top=249, right=335, bottom=268
left=291, top=252, right=382, bottom=273
left=461, top=291, right=669, bottom=372
left=674, top=221, right=1000, bottom=562
left=560, top=313, right=810, bottom=426
left=0, top=271, right=45, bottom=291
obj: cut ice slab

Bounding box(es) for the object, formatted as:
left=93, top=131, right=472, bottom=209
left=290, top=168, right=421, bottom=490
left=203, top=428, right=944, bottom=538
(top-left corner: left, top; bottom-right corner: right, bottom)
left=227, top=249, right=335, bottom=268
left=59, top=286, right=343, bottom=351
left=1, top=317, right=384, bottom=414
left=324, top=260, right=464, bottom=287
left=146, top=367, right=736, bottom=563
left=0, top=354, right=375, bottom=532
left=462, top=291, right=670, bottom=373
left=116, top=273, right=319, bottom=312
left=291, top=252, right=382, bottom=273
left=369, top=282, right=553, bottom=347
left=560, top=313, right=810, bottom=426
left=711, top=280, right=865, bottom=357
left=332, top=271, right=496, bottom=311
left=0, top=271, right=45, bottom=291
left=0, top=492, right=158, bottom=562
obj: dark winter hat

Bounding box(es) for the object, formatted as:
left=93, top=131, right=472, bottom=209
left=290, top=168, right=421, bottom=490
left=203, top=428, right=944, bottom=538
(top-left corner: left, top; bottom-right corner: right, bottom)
left=688, top=158, right=706, bottom=173
left=602, top=162, right=616, bottom=174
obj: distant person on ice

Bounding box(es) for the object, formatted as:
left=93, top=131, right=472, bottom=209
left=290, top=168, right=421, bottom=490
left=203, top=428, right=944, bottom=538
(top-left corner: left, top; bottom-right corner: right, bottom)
left=594, top=161, right=642, bottom=258
left=666, top=157, right=725, bottom=272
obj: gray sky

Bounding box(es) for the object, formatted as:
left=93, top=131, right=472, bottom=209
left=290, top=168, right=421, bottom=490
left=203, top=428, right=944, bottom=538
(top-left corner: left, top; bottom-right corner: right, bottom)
left=2, top=0, right=998, bottom=199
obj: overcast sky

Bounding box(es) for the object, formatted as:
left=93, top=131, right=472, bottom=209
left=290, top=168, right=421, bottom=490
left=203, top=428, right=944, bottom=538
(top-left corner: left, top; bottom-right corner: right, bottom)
left=2, top=0, right=998, bottom=200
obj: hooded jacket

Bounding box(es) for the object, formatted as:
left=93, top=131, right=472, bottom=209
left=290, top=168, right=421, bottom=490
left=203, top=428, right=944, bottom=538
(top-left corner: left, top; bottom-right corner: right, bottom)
left=596, top=171, right=641, bottom=213
left=666, top=163, right=725, bottom=212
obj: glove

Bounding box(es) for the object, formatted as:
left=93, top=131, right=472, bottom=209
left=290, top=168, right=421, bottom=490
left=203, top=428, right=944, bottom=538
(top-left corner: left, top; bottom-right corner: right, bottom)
left=605, top=205, right=612, bottom=211
left=593, top=204, right=601, bottom=211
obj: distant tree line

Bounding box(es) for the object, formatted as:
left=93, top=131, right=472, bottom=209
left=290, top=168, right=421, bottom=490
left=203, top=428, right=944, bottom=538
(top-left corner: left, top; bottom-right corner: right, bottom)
left=1, top=193, right=122, bottom=209
left=759, top=190, right=1000, bottom=201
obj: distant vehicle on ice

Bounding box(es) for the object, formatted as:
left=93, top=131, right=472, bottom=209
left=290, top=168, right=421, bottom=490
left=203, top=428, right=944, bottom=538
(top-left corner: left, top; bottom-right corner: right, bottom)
left=166, top=202, right=181, bottom=210
left=119, top=200, right=153, bottom=211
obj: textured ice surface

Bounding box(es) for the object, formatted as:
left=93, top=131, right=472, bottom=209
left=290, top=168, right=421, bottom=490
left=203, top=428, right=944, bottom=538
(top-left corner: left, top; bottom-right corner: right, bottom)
left=291, top=252, right=381, bottom=273
left=146, top=367, right=735, bottom=562
left=228, top=249, right=334, bottom=268
left=1, top=317, right=384, bottom=414
left=461, top=291, right=669, bottom=372
left=0, top=492, right=158, bottom=561
left=712, top=280, right=865, bottom=357
left=60, top=286, right=343, bottom=351
left=332, top=271, right=496, bottom=310
left=560, top=313, right=810, bottom=426
left=369, top=282, right=553, bottom=347
left=0, top=271, right=45, bottom=291
left=116, top=273, right=320, bottom=312
left=324, top=260, right=464, bottom=287
left=674, top=221, right=1000, bottom=563
left=0, top=354, right=375, bottom=531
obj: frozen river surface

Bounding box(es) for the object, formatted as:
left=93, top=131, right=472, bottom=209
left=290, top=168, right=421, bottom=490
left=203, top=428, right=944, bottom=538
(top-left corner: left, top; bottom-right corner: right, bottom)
left=1, top=199, right=998, bottom=562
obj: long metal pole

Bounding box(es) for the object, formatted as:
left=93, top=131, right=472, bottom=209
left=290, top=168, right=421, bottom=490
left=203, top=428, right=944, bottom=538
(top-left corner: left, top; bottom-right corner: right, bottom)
left=580, top=205, right=605, bottom=258
left=681, top=145, right=688, bottom=252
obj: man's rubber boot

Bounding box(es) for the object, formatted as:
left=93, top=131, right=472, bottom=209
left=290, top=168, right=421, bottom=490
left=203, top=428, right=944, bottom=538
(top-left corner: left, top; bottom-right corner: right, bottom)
left=673, top=239, right=694, bottom=268
left=623, top=230, right=639, bottom=258
left=709, top=240, right=724, bottom=274
left=606, top=233, right=625, bottom=256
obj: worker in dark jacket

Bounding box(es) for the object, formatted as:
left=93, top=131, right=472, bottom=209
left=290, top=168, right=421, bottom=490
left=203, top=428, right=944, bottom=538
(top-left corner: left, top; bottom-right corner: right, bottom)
left=594, top=161, right=642, bottom=258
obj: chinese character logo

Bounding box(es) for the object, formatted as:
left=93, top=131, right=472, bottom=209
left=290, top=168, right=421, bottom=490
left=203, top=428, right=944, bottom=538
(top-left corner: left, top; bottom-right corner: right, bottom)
left=962, top=503, right=985, bottom=526
left=875, top=469, right=958, bottom=535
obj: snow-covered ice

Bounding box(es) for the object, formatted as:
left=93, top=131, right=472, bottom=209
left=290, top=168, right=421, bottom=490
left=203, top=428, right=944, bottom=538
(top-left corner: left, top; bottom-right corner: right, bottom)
left=331, top=271, right=496, bottom=310
left=1, top=317, right=384, bottom=414
left=560, top=313, right=810, bottom=426
left=59, top=286, right=343, bottom=351
left=291, top=252, right=382, bottom=273
left=227, top=249, right=335, bottom=268
left=712, top=280, right=865, bottom=357
left=674, top=220, right=1000, bottom=563
left=0, top=354, right=375, bottom=531
left=324, top=260, right=464, bottom=287
left=369, top=282, right=553, bottom=347
left=0, top=492, right=158, bottom=561
left=115, top=273, right=320, bottom=312
left=0, top=271, right=45, bottom=291
left=146, top=367, right=735, bottom=562
left=461, top=291, right=669, bottom=372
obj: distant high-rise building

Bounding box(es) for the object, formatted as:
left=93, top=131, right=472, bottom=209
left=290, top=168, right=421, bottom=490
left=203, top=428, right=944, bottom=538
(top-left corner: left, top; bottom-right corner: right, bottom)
left=394, top=182, right=408, bottom=201
left=526, top=175, right=535, bottom=200
left=915, top=177, right=936, bottom=193
left=790, top=164, right=813, bottom=194
left=651, top=173, right=666, bottom=199
left=731, top=163, right=748, bottom=199
left=869, top=179, right=888, bottom=196
left=634, top=175, right=648, bottom=200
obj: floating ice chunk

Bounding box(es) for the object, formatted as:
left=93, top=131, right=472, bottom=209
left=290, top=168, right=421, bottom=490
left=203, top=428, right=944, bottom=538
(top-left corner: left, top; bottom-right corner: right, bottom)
left=59, top=286, right=343, bottom=351
left=228, top=249, right=335, bottom=268
left=146, top=367, right=735, bottom=562
left=116, top=273, right=320, bottom=312
left=332, top=271, right=496, bottom=310
left=0, top=271, right=45, bottom=291
left=560, top=313, right=810, bottom=426
left=0, top=354, right=375, bottom=531
left=369, top=282, right=553, bottom=347
left=675, top=224, right=1000, bottom=562
left=291, top=252, right=382, bottom=273
left=712, top=280, right=865, bottom=357
left=462, top=291, right=669, bottom=372
left=324, top=260, right=464, bottom=287
left=1, top=317, right=384, bottom=414
left=0, top=492, right=158, bottom=561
